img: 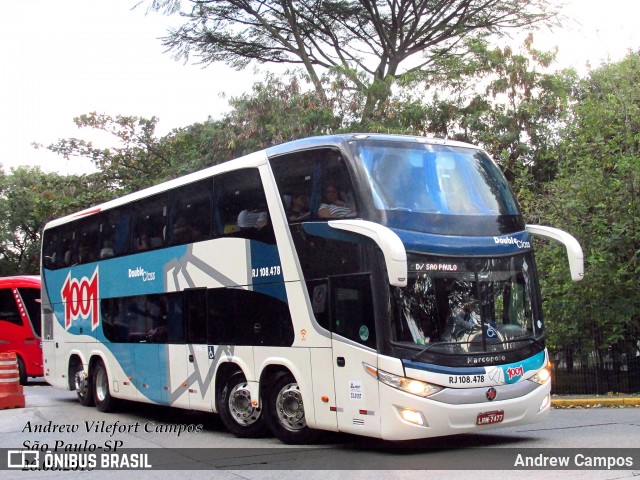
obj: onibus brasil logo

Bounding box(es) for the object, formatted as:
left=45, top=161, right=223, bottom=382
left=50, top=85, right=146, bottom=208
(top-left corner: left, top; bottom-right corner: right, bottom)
left=60, top=267, right=99, bottom=331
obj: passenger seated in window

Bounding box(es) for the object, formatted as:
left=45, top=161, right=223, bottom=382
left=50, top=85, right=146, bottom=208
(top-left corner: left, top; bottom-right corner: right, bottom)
left=286, top=191, right=310, bottom=222
left=172, top=216, right=201, bottom=244
left=137, top=232, right=151, bottom=251
left=237, top=209, right=269, bottom=229
left=76, top=241, right=95, bottom=264
left=100, top=239, right=114, bottom=258
left=318, top=185, right=356, bottom=219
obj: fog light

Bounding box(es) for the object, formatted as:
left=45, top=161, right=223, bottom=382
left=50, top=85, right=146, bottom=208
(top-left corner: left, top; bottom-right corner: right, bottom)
left=397, top=407, right=426, bottom=427
left=539, top=394, right=550, bottom=411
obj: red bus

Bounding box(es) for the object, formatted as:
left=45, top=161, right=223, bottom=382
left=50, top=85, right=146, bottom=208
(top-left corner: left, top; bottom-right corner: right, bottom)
left=0, top=275, right=42, bottom=384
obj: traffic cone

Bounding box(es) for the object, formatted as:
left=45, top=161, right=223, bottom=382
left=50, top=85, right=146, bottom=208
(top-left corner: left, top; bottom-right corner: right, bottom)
left=0, top=352, right=25, bottom=409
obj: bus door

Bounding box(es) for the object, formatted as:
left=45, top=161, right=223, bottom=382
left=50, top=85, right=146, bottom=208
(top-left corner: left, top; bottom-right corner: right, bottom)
left=42, top=301, right=65, bottom=388
left=184, top=289, right=215, bottom=411
left=329, top=274, right=381, bottom=437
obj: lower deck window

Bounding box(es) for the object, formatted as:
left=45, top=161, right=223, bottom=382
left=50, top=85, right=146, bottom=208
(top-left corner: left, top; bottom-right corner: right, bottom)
left=101, top=288, right=294, bottom=347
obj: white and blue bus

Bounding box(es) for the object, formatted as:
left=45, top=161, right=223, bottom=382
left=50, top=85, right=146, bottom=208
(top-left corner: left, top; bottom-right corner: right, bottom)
left=41, top=134, right=583, bottom=443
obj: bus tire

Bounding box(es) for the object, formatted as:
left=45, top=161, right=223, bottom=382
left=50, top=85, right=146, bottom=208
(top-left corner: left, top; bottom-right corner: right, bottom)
left=216, top=372, right=267, bottom=438
left=93, top=361, right=116, bottom=413
left=265, top=372, right=319, bottom=445
left=73, top=364, right=94, bottom=407
left=16, top=356, right=27, bottom=386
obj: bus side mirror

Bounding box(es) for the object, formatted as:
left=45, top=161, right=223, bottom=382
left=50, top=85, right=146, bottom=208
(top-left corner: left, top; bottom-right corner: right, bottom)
left=328, top=219, right=407, bottom=287
left=526, top=225, right=584, bottom=282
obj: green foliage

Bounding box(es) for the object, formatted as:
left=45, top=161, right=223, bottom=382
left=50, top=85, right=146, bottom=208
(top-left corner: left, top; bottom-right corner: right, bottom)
left=0, top=167, right=113, bottom=275
left=147, top=0, right=560, bottom=124
left=532, top=52, right=640, bottom=353
left=42, top=113, right=192, bottom=193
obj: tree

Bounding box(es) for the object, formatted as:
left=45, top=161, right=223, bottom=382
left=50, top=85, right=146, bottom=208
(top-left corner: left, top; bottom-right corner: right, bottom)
left=146, top=0, right=560, bottom=123
left=40, top=113, right=194, bottom=193
left=0, top=167, right=114, bottom=275
left=532, top=52, right=640, bottom=369
left=397, top=36, right=576, bottom=184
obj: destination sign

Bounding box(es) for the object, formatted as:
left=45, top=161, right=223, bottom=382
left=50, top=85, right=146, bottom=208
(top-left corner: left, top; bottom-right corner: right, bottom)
left=411, top=261, right=467, bottom=273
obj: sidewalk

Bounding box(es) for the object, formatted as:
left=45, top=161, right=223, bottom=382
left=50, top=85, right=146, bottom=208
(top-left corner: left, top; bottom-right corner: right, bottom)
left=551, top=393, right=640, bottom=408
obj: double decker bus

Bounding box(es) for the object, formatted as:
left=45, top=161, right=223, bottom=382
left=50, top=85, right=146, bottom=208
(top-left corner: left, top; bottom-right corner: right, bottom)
left=41, top=134, right=583, bottom=443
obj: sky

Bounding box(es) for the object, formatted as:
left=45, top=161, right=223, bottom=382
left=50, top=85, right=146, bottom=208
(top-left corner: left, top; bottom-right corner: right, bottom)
left=1, top=0, right=639, bottom=176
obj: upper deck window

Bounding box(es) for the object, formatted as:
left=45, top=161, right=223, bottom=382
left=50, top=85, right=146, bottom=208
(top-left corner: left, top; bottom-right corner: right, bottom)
left=351, top=140, right=524, bottom=236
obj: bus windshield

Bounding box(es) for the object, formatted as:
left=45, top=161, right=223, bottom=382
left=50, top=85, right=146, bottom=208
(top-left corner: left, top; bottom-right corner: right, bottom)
left=393, top=254, right=541, bottom=359
left=351, top=140, right=523, bottom=235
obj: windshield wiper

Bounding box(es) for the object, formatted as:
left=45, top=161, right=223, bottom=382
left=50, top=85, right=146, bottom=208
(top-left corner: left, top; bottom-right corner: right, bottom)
left=388, top=207, right=414, bottom=212
left=411, top=341, right=458, bottom=360
left=410, top=336, right=544, bottom=361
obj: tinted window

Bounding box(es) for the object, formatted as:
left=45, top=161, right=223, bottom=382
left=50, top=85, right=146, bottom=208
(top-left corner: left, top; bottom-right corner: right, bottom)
left=42, top=231, right=58, bottom=270
left=331, top=274, right=375, bottom=348
left=102, top=293, right=184, bottom=344
left=168, top=179, right=214, bottom=246
left=100, top=288, right=292, bottom=347
left=207, top=288, right=293, bottom=346
left=352, top=140, right=524, bottom=235
left=270, top=148, right=357, bottom=222
left=18, top=288, right=41, bottom=336
left=131, top=195, right=167, bottom=252
left=0, top=289, right=21, bottom=326
left=290, top=224, right=368, bottom=281
left=307, top=280, right=329, bottom=331
left=214, top=169, right=275, bottom=244
left=185, top=289, right=207, bottom=344
left=99, top=208, right=131, bottom=258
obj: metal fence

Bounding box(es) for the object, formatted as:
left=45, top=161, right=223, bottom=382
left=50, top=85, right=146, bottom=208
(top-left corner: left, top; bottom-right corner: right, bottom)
left=550, top=340, right=640, bottom=394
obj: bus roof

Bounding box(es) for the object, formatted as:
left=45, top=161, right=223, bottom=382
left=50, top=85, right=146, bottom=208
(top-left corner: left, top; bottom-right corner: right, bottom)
left=0, top=275, right=41, bottom=288
left=43, top=134, right=482, bottom=231
left=265, top=133, right=480, bottom=157
left=42, top=149, right=268, bottom=230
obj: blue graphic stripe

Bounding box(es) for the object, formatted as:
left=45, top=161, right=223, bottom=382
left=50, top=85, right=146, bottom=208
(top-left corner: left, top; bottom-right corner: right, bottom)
left=403, top=359, right=486, bottom=375
left=392, top=229, right=533, bottom=256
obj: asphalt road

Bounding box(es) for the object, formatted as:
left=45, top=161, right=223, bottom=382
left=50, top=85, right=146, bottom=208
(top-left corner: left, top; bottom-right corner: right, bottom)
left=1, top=380, right=639, bottom=480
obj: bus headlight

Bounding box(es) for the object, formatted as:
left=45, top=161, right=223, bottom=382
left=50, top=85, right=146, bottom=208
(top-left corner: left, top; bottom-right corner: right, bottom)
left=363, top=363, right=442, bottom=397
left=530, top=366, right=551, bottom=385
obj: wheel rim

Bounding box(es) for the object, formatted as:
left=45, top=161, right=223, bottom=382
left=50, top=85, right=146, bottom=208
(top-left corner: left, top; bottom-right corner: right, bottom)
left=74, top=370, right=87, bottom=398
left=275, top=382, right=306, bottom=432
left=95, top=368, right=108, bottom=403
left=228, top=382, right=261, bottom=426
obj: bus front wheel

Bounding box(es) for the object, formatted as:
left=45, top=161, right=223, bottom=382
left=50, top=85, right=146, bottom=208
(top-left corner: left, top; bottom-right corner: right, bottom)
left=217, top=372, right=267, bottom=438
left=93, top=362, right=116, bottom=413
left=265, top=372, right=318, bottom=444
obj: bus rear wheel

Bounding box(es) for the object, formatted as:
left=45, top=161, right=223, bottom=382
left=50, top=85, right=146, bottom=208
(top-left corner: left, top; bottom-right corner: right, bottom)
left=217, top=372, right=267, bottom=438
left=74, top=364, right=94, bottom=407
left=265, top=372, right=319, bottom=444
left=93, top=362, right=116, bottom=413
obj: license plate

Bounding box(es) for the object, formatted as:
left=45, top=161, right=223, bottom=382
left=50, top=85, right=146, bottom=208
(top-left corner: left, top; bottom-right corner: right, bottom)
left=476, top=410, right=505, bottom=425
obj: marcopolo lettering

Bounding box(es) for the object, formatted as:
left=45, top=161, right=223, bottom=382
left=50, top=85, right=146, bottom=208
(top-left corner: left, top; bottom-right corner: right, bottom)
left=467, top=355, right=506, bottom=365
left=493, top=236, right=531, bottom=249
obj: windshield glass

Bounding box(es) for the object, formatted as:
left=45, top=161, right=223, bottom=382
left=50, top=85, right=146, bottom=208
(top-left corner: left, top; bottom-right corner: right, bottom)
left=351, top=140, right=523, bottom=235
left=392, top=254, right=541, bottom=359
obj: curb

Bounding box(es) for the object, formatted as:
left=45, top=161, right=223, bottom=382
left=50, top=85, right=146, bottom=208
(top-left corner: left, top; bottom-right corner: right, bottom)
left=551, top=397, right=640, bottom=408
